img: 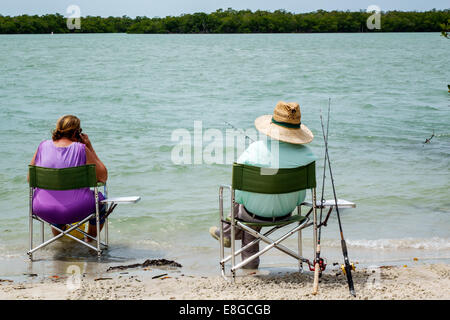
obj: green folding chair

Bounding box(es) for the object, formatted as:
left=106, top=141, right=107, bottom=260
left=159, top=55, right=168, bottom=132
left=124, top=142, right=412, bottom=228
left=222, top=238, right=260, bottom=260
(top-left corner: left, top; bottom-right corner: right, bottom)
left=218, top=161, right=318, bottom=282
left=27, top=164, right=140, bottom=259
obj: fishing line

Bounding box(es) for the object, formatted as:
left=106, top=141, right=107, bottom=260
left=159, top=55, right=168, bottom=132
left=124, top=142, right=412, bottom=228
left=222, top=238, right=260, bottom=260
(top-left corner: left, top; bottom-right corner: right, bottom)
left=224, top=121, right=255, bottom=143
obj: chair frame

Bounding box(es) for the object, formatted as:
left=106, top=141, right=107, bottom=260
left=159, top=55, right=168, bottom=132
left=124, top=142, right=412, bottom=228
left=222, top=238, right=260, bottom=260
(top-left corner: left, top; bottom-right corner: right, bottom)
left=28, top=165, right=110, bottom=260
left=218, top=162, right=318, bottom=282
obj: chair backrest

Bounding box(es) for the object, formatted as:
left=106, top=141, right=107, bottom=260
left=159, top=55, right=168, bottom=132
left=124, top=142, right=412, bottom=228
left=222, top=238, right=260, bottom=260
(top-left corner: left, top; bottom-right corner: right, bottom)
left=28, top=165, right=97, bottom=190
left=232, top=161, right=316, bottom=194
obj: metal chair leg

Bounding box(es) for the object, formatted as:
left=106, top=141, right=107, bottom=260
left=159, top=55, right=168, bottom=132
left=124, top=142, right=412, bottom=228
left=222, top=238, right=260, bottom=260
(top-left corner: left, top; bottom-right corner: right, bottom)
left=219, top=186, right=226, bottom=279
left=298, top=205, right=303, bottom=272
left=231, top=190, right=236, bottom=283
left=105, top=218, right=109, bottom=247
left=104, top=184, right=109, bottom=247
left=29, top=217, right=98, bottom=255
left=28, top=188, right=33, bottom=261
left=95, top=188, right=102, bottom=258
left=28, top=219, right=33, bottom=260
left=298, top=229, right=303, bottom=272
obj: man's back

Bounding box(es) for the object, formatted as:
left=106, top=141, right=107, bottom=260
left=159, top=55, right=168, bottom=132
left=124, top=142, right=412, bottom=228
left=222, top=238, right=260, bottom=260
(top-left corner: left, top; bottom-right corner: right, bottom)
left=235, top=139, right=317, bottom=218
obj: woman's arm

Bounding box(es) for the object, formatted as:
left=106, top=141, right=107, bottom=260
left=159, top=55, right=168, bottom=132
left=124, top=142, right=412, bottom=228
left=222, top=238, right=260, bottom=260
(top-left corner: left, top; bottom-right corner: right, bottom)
left=83, top=135, right=108, bottom=183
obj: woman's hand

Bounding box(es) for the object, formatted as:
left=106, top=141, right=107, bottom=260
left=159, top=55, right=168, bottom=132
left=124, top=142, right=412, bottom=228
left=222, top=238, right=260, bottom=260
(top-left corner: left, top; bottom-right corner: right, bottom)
left=80, top=133, right=93, bottom=150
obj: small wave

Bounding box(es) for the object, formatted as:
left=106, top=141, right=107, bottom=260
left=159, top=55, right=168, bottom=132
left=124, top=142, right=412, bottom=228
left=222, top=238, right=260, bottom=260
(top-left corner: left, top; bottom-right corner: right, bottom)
left=135, top=239, right=173, bottom=249
left=341, top=237, right=450, bottom=250
left=0, top=253, right=22, bottom=259
left=0, top=244, right=23, bottom=259
left=418, top=105, right=440, bottom=111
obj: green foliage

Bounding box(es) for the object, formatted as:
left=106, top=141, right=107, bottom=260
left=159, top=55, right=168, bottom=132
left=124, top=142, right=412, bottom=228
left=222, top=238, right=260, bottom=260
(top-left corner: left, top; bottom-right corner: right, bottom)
left=441, top=18, right=450, bottom=38
left=0, top=14, right=68, bottom=34
left=0, top=9, right=448, bottom=34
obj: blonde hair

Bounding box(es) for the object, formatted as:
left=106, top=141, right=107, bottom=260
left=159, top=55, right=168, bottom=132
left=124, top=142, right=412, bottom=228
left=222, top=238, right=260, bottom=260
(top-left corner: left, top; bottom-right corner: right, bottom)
left=52, top=115, right=81, bottom=141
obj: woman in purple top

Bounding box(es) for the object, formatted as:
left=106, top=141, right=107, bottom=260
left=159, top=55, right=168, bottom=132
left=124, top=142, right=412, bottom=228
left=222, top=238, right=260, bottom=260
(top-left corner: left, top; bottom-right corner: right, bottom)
left=29, top=115, right=108, bottom=241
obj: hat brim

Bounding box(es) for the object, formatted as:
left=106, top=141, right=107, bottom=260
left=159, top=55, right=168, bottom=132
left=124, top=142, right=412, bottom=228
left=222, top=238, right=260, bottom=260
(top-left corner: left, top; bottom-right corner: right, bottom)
left=255, top=115, right=314, bottom=145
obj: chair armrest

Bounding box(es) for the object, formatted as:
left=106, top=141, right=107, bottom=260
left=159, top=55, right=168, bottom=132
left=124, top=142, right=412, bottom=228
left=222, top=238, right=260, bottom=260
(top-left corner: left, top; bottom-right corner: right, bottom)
left=101, top=196, right=141, bottom=204
left=302, top=199, right=356, bottom=209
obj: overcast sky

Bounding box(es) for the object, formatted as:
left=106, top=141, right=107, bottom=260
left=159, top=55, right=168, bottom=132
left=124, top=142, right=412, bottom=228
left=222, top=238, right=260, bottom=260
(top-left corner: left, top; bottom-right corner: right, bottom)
left=1, top=0, right=449, bottom=17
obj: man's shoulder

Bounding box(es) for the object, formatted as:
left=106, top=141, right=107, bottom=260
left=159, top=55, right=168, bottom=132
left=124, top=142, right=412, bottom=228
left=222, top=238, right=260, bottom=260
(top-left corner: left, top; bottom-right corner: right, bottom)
left=237, top=140, right=317, bottom=168
left=278, top=142, right=317, bottom=167
left=237, top=140, right=269, bottom=165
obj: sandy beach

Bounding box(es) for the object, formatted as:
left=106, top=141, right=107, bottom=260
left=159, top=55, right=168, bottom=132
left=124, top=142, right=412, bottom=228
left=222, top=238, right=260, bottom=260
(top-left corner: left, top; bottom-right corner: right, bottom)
left=1, top=263, right=448, bottom=300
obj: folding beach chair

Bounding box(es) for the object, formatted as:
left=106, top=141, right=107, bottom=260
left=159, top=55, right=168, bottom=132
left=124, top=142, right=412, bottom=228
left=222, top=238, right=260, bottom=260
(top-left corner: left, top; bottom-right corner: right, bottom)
left=27, top=164, right=140, bottom=260
left=218, top=161, right=318, bottom=281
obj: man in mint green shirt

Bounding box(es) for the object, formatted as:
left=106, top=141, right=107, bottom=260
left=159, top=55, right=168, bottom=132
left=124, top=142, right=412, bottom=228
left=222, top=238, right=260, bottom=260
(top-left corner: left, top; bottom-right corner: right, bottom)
left=210, top=101, right=316, bottom=269
left=235, top=139, right=317, bottom=218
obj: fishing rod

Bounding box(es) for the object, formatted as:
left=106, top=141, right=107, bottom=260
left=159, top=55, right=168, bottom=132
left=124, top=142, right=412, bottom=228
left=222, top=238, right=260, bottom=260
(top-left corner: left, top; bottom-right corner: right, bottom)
left=318, top=99, right=331, bottom=256
left=319, top=104, right=356, bottom=297
left=312, top=101, right=331, bottom=295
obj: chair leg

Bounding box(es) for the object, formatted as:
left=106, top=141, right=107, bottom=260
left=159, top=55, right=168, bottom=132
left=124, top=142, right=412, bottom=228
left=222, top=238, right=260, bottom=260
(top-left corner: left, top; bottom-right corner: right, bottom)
left=236, top=221, right=310, bottom=266
left=28, top=188, right=33, bottom=261
left=219, top=187, right=225, bottom=278
left=95, top=188, right=101, bottom=258
left=298, top=205, right=303, bottom=272
left=28, top=214, right=107, bottom=258
left=104, top=185, right=109, bottom=247
left=97, top=222, right=101, bottom=258
left=220, top=223, right=225, bottom=278
left=298, top=229, right=303, bottom=272
left=231, top=221, right=236, bottom=283
left=96, top=224, right=102, bottom=258
left=231, top=191, right=236, bottom=283
left=105, top=217, right=109, bottom=247
left=28, top=216, right=33, bottom=261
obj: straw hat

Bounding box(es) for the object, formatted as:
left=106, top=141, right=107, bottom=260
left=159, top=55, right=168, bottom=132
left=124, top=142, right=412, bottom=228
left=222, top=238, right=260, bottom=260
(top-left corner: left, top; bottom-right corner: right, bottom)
left=255, top=101, right=313, bottom=144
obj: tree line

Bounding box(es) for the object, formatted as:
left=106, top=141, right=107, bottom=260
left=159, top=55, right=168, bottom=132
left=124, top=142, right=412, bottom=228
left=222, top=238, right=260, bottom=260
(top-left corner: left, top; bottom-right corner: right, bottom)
left=0, top=8, right=449, bottom=34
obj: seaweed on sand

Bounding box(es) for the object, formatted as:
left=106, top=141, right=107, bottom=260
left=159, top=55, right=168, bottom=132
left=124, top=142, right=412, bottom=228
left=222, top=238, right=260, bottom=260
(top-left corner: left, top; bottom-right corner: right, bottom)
left=106, top=259, right=182, bottom=272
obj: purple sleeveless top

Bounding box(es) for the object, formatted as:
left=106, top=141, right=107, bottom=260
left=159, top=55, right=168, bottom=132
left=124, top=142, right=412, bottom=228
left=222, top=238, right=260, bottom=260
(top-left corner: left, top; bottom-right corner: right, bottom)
left=32, top=140, right=104, bottom=224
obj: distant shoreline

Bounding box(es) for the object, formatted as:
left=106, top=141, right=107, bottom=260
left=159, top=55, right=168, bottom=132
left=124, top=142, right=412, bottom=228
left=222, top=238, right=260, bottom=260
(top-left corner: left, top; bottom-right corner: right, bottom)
left=1, top=9, right=448, bottom=34
left=0, top=31, right=445, bottom=36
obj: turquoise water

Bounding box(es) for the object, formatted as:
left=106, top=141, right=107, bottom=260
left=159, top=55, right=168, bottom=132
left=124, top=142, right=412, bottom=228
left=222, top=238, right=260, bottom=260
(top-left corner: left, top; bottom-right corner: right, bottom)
left=0, top=33, right=449, bottom=277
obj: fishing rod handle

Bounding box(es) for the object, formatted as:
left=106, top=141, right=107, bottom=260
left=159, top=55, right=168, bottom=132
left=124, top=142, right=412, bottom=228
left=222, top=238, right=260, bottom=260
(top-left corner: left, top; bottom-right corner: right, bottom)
left=312, top=264, right=320, bottom=295
left=345, top=266, right=356, bottom=297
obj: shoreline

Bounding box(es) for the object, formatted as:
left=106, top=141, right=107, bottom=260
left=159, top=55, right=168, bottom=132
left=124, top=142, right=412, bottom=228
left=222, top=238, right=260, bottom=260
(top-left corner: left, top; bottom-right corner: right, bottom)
left=1, top=263, right=449, bottom=300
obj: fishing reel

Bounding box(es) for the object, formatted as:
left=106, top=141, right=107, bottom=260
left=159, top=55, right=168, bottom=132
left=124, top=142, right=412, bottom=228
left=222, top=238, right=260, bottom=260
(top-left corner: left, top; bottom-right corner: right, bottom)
left=341, top=262, right=356, bottom=275
left=308, top=258, right=327, bottom=273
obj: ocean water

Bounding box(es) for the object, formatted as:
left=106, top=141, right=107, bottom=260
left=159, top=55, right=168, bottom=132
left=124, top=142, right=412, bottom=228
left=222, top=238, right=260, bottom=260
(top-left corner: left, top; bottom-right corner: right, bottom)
left=0, top=33, right=449, bottom=278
